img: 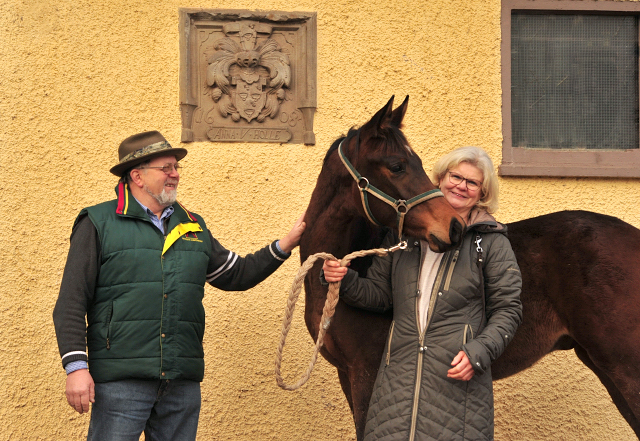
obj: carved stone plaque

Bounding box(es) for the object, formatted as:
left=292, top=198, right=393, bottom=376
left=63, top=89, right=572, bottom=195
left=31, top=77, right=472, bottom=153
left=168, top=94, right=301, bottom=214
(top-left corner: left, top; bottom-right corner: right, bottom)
left=179, top=9, right=317, bottom=144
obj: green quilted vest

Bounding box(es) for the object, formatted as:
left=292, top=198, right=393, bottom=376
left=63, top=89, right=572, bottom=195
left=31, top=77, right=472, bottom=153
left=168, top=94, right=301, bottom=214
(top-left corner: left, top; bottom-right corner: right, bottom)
left=81, top=183, right=212, bottom=383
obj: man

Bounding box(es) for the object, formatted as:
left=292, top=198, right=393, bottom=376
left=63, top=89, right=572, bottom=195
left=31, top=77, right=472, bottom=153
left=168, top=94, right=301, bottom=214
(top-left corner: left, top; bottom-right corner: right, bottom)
left=53, top=131, right=306, bottom=440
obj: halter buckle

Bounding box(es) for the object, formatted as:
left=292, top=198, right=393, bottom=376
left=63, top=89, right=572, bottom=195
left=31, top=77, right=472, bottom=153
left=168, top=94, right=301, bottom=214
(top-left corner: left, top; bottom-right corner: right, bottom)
left=395, top=200, right=408, bottom=214
left=357, top=177, right=370, bottom=190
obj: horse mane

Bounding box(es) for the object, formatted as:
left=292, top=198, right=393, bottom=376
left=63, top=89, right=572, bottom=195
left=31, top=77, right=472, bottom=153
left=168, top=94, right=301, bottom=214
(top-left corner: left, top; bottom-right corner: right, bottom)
left=368, top=126, right=411, bottom=156
left=323, top=127, right=358, bottom=165
left=323, top=124, right=410, bottom=166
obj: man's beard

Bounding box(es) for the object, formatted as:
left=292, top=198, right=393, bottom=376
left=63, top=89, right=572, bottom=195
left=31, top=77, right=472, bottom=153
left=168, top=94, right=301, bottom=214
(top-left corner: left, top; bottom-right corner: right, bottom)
left=144, top=182, right=177, bottom=207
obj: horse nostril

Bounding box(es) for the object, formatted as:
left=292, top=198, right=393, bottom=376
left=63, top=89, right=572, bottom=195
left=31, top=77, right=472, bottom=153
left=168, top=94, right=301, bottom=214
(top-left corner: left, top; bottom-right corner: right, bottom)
left=450, top=218, right=463, bottom=245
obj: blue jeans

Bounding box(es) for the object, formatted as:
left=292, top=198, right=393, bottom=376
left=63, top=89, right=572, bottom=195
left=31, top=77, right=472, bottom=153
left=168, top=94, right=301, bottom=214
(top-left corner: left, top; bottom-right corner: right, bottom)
left=87, top=379, right=201, bottom=441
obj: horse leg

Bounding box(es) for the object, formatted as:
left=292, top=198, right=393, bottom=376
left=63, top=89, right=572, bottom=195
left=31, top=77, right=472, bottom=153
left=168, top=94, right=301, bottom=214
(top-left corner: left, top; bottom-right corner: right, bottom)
left=574, top=344, right=640, bottom=438
left=337, top=367, right=354, bottom=413
left=343, top=362, right=377, bottom=441
left=336, top=367, right=368, bottom=441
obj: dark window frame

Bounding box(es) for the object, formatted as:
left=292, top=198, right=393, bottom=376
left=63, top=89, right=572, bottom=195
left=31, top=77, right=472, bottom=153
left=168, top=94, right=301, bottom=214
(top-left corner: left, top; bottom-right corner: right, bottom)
left=501, top=0, right=640, bottom=178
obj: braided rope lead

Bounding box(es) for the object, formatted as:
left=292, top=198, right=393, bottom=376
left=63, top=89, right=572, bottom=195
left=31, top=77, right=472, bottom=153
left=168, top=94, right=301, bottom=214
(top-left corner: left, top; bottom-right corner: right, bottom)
left=275, top=242, right=407, bottom=391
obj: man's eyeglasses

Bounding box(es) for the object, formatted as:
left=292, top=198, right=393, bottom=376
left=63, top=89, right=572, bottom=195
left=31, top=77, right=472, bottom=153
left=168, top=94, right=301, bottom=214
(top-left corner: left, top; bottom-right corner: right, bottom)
left=139, top=163, right=182, bottom=174
left=447, top=171, right=482, bottom=191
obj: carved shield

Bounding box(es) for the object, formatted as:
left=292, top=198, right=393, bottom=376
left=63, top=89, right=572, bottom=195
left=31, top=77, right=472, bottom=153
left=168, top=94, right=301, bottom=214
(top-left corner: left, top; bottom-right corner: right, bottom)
left=234, top=79, right=266, bottom=122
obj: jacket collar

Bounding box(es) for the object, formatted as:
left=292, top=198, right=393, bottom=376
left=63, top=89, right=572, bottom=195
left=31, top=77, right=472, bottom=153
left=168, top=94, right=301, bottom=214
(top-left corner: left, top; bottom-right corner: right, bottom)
left=467, top=207, right=507, bottom=234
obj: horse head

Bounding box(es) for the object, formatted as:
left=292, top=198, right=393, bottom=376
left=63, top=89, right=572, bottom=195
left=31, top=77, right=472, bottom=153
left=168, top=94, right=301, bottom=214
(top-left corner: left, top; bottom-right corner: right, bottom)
left=333, top=95, right=464, bottom=252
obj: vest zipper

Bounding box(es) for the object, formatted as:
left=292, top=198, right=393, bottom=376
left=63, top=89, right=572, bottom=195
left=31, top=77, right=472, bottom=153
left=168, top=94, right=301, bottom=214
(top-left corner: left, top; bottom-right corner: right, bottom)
left=409, top=249, right=454, bottom=441
left=106, top=302, right=114, bottom=350
left=160, top=237, right=166, bottom=376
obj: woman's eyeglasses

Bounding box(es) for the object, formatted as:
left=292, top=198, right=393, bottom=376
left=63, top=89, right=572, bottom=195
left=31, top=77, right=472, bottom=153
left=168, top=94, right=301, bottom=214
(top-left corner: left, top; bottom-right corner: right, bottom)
left=447, top=171, right=482, bottom=191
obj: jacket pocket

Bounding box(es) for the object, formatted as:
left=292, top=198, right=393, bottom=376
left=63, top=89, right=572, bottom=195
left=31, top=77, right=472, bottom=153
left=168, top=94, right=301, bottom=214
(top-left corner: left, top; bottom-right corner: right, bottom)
left=385, top=320, right=395, bottom=366
left=106, top=302, right=114, bottom=350
left=463, top=324, right=474, bottom=345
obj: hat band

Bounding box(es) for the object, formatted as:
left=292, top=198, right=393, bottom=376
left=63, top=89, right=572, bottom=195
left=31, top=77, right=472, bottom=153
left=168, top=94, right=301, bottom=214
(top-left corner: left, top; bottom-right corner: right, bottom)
left=119, top=141, right=172, bottom=164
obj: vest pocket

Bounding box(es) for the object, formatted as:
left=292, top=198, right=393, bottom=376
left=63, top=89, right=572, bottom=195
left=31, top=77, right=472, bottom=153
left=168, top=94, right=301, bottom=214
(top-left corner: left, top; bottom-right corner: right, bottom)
left=106, top=302, right=114, bottom=350
left=385, top=320, right=395, bottom=366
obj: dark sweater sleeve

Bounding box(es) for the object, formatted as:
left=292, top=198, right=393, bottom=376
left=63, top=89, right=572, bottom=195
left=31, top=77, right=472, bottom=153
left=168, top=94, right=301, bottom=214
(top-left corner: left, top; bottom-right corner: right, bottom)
left=52, top=215, right=100, bottom=369
left=205, top=230, right=289, bottom=291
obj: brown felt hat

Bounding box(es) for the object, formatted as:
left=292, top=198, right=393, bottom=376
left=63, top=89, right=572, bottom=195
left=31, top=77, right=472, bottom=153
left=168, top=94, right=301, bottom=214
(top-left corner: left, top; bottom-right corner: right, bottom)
left=110, top=131, right=188, bottom=176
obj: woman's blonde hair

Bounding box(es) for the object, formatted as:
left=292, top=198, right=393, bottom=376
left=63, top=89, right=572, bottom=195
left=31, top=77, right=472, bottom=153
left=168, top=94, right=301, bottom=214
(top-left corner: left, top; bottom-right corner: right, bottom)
left=431, top=146, right=499, bottom=213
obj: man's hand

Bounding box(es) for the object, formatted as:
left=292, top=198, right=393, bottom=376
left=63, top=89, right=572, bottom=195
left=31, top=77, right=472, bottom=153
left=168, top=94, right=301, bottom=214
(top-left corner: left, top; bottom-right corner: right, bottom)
left=447, top=351, right=475, bottom=381
left=66, top=369, right=95, bottom=414
left=278, top=212, right=307, bottom=253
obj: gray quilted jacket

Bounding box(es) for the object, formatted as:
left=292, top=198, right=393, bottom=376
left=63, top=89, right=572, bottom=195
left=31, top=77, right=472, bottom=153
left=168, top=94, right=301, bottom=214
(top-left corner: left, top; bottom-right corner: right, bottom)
left=339, top=210, right=523, bottom=441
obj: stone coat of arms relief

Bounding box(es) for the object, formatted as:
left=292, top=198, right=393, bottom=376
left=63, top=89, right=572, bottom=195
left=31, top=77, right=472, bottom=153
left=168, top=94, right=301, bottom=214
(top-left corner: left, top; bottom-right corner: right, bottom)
left=206, top=22, right=290, bottom=124
left=179, top=10, right=317, bottom=144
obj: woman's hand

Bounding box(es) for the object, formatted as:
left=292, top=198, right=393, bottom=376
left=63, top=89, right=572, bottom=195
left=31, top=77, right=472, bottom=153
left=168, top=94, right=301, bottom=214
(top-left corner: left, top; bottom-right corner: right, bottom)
left=322, top=259, right=349, bottom=283
left=447, top=351, right=475, bottom=381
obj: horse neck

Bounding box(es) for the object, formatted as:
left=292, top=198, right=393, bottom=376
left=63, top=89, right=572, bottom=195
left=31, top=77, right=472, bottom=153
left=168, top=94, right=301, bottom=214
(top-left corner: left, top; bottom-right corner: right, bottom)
left=301, top=160, right=359, bottom=260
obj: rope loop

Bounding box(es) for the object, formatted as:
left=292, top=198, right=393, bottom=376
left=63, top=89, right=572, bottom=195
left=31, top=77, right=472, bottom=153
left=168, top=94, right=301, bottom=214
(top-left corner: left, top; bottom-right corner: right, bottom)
left=275, top=246, right=400, bottom=391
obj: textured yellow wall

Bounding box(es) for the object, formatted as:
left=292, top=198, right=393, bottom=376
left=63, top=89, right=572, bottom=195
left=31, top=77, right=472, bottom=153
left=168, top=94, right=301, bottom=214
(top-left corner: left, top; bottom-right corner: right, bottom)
left=2, top=0, right=638, bottom=439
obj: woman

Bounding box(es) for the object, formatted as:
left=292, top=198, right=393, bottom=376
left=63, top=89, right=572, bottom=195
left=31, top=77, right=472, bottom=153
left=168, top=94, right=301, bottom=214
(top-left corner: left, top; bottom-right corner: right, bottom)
left=323, top=146, right=522, bottom=441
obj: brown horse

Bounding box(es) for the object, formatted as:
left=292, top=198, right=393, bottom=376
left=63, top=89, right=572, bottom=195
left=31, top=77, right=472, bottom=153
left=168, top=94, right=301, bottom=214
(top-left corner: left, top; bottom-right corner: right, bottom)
left=300, top=95, right=464, bottom=437
left=300, top=97, right=640, bottom=440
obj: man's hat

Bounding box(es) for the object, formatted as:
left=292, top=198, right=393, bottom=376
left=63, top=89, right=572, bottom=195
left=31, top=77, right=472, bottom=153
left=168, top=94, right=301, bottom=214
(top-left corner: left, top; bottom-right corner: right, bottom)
left=110, top=131, right=188, bottom=176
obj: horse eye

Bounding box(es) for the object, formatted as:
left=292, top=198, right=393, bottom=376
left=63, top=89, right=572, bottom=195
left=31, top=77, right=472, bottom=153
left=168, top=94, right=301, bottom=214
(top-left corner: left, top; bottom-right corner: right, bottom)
left=388, top=163, right=405, bottom=174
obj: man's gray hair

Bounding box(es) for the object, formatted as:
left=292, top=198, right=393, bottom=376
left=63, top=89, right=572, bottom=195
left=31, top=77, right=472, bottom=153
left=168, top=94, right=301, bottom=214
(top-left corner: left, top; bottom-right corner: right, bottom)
left=119, top=159, right=151, bottom=185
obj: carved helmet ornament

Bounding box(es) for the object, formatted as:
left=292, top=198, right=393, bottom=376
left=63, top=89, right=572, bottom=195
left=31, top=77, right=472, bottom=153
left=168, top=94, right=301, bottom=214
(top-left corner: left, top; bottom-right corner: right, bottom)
left=206, top=21, right=291, bottom=123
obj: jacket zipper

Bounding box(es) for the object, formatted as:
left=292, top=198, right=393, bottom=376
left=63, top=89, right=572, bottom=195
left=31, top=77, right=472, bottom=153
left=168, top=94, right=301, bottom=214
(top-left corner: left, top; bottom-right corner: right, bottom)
left=463, top=324, right=474, bottom=345
left=409, top=249, right=454, bottom=441
left=413, top=242, right=426, bottom=344
left=442, top=249, right=460, bottom=292
left=385, top=321, right=396, bottom=365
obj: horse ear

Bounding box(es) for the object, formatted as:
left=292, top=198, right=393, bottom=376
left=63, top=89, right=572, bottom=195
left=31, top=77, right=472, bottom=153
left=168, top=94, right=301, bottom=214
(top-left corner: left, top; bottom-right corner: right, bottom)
left=390, top=95, right=409, bottom=127
left=363, top=96, right=395, bottom=134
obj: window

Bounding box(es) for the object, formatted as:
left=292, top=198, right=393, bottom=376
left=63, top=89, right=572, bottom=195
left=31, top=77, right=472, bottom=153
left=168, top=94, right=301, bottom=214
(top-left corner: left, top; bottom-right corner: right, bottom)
left=501, top=0, right=640, bottom=177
